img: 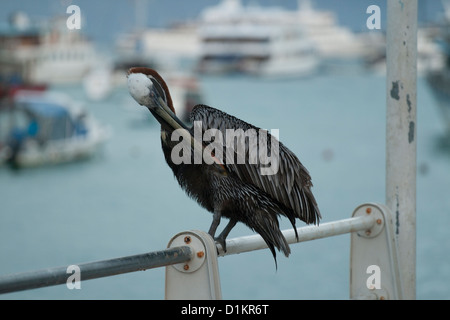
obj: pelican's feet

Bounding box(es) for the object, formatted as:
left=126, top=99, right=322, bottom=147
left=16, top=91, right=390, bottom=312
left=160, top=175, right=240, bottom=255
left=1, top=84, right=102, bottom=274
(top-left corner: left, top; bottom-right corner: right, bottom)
left=214, top=236, right=227, bottom=253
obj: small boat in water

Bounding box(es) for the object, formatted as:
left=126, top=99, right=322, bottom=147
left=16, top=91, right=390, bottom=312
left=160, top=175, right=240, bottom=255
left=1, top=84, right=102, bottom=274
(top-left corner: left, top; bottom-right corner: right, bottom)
left=0, top=91, right=110, bottom=168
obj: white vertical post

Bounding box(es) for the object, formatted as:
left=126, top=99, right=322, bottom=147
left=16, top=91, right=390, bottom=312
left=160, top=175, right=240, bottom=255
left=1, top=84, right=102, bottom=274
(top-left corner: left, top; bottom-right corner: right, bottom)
left=386, top=0, right=417, bottom=300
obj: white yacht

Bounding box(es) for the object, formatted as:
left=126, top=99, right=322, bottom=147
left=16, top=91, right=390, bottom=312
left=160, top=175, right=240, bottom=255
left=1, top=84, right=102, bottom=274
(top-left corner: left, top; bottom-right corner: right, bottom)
left=295, top=0, right=371, bottom=61
left=197, top=0, right=319, bottom=78
left=0, top=12, right=104, bottom=85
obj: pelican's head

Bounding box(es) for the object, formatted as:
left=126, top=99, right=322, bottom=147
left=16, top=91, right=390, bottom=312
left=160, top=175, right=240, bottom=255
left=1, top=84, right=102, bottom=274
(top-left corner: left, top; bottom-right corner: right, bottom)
left=127, top=67, right=173, bottom=111
left=127, top=67, right=189, bottom=132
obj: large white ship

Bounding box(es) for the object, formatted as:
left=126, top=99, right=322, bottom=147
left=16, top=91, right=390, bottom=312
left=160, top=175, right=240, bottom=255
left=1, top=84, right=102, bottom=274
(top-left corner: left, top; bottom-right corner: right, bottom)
left=0, top=12, right=104, bottom=85
left=197, top=0, right=319, bottom=77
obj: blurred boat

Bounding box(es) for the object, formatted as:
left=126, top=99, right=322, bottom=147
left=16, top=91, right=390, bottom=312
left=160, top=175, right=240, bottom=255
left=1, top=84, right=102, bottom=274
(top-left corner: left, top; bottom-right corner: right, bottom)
left=365, top=27, right=446, bottom=76
left=0, top=12, right=105, bottom=85
left=167, top=72, right=203, bottom=122
left=114, top=22, right=201, bottom=78
left=83, top=67, right=113, bottom=101
left=197, top=0, right=319, bottom=77
left=117, top=0, right=371, bottom=77
left=296, top=0, right=372, bottom=62
left=0, top=91, right=110, bottom=168
left=0, top=81, right=47, bottom=100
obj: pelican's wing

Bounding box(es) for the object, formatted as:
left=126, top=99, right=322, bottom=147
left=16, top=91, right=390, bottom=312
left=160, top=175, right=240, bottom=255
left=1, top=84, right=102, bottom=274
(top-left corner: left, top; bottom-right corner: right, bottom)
left=189, top=105, right=321, bottom=225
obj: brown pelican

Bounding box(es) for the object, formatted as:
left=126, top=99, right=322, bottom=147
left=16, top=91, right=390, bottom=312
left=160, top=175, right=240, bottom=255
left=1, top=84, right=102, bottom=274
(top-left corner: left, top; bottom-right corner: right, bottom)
left=127, top=67, right=321, bottom=263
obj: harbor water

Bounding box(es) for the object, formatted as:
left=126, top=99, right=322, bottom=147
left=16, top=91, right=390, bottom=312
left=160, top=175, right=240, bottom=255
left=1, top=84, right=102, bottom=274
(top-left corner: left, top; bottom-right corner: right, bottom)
left=1, top=72, right=449, bottom=299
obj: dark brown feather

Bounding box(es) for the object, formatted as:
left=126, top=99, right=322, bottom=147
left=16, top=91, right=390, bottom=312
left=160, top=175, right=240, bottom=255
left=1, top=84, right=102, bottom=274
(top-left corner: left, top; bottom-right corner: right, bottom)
left=189, top=105, right=321, bottom=227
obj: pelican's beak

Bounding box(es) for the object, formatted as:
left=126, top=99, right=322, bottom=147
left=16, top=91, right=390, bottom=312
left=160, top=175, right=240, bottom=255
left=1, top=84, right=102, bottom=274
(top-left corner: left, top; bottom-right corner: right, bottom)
left=152, top=94, right=190, bottom=131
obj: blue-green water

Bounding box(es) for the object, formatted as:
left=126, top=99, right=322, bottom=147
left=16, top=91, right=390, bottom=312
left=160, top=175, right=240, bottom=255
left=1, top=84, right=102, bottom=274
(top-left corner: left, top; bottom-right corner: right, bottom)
left=1, top=72, right=449, bottom=299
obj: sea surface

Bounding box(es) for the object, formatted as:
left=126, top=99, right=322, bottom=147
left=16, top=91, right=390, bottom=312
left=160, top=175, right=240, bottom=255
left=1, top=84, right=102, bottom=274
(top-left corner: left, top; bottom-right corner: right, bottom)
left=1, top=70, right=449, bottom=300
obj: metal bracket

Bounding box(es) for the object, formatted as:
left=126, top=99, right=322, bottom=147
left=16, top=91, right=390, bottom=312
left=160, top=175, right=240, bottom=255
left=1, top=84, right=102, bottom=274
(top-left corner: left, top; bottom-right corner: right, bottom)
left=350, top=203, right=403, bottom=300
left=165, top=230, right=222, bottom=300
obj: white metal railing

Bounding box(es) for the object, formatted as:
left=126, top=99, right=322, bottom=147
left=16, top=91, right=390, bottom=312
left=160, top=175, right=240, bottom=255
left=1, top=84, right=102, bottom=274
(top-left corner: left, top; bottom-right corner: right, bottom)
left=0, top=202, right=402, bottom=300
left=216, top=214, right=375, bottom=257
left=164, top=202, right=403, bottom=300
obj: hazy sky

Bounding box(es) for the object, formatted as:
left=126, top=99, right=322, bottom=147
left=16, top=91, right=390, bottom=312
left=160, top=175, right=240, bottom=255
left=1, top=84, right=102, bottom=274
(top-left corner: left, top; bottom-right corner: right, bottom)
left=0, top=0, right=445, bottom=46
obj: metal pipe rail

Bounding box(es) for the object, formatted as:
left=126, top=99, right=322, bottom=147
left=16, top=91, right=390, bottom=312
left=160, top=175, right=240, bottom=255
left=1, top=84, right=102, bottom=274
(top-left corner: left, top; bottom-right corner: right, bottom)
left=166, top=204, right=394, bottom=300
left=0, top=216, right=375, bottom=294
left=0, top=246, right=192, bottom=295
left=0, top=203, right=397, bottom=299
left=217, top=215, right=376, bottom=256
left=0, top=214, right=377, bottom=296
